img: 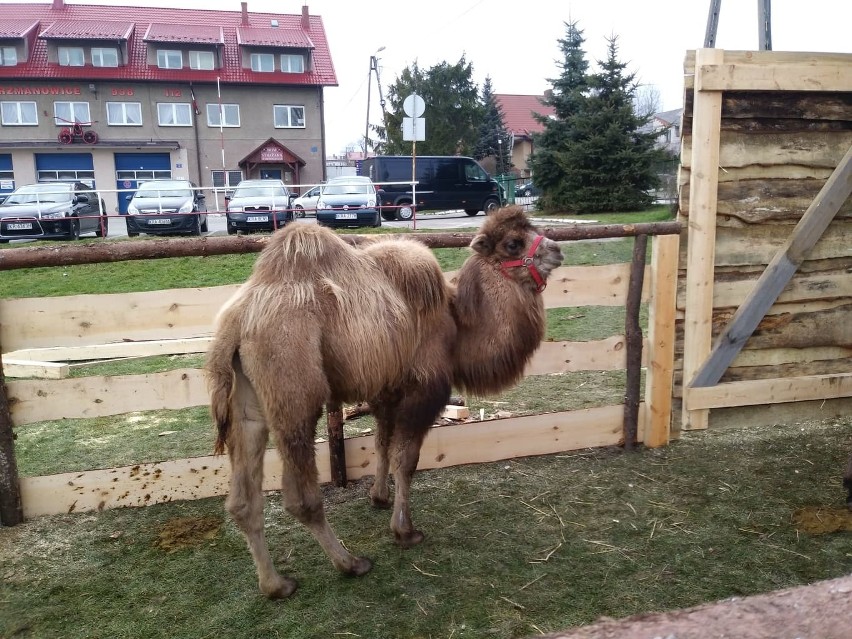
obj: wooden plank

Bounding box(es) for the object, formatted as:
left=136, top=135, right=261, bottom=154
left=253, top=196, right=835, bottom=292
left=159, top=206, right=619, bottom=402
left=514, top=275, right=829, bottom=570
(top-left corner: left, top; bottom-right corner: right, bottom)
left=19, top=404, right=633, bottom=518
left=0, top=286, right=236, bottom=351
left=644, top=234, right=679, bottom=448
left=524, top=336, right=645, bottom=375
left=681, top=47, right=723, bottom=432
left=697, top=63, right=852, bottom=93
left=692, top=144, right=852, bottom=387
left=1, top=359, right=69, bottom=379
left=695, top=268, right=852, bottom=310
left=623, top=235, right=648, bottom=450
left=0, top=351, right=23, bottom=525
left=4, top=337, right=212, bottom=363
left=685, top=373, right=852, bottom=410
left=8, top=368, right=209, bottom=425
left=710, top=224, right=852, bottom=267
left=684, top=50, right=852, bottom=75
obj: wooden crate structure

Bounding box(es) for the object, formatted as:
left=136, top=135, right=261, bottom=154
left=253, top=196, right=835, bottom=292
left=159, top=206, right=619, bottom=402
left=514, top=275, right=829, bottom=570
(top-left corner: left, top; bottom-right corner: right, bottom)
left=677, top=49, right=852, bottom=431
left=0, top=229, right=680, bottom=520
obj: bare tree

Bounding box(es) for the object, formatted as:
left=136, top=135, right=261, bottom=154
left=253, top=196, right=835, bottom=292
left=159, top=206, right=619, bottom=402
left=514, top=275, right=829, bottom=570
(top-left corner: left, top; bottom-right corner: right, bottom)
left=634, top=84, right=662, bottom=118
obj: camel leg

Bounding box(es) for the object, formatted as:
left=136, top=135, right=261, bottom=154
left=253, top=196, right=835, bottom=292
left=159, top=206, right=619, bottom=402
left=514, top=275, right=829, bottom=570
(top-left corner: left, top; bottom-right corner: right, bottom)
left=388, top=377, right=451, bottom=548
left=369, top=400, right=394, bottom=509
left=225, top=363, right=297, bottom=599
left=274, top=426, right=372, bottom=577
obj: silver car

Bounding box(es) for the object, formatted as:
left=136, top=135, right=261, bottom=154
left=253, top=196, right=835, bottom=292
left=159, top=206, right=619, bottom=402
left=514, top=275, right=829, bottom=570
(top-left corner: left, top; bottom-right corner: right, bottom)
left=123, top=179, right=207, bottom=237
left=225, top=179, right=294, bottom=234
left=315, top=176, right=381, bottom=229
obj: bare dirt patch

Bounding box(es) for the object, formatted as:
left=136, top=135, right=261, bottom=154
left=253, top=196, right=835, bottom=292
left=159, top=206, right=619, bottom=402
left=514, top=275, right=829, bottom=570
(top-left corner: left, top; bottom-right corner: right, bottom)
left=153, top=515, right=222, bottom=553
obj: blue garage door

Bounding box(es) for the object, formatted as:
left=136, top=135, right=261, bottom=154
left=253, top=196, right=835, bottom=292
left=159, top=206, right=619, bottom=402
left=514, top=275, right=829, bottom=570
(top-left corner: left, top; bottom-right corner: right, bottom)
left=115, top=153, right=172, bottom=213
left=0, top=154, right=13, bottom=196
left=35, top=153, right=95, bottom=187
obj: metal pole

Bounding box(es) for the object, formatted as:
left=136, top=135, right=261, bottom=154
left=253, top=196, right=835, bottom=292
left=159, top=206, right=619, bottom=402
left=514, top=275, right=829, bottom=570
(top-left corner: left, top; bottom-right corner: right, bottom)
left=758, top=0, right=772, bottom=50
left=364, top=56, right=373, bottom=159
left=704, top=0, right=722, bottom=47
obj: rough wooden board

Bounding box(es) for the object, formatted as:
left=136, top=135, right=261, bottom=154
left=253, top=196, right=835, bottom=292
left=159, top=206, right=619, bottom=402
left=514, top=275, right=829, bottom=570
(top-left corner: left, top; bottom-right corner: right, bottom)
left=1, top=359, right=69, bottom=380
left=685, top=372, right=852, bottom=410
left=524, top=336, right=643, bottom=376
left=4, top=337, right=212, bottom=363
left=440, top=405, right=470, bottom=420
left=698, top=62, right=852, bottom=93
left=19, top=404, right=633, bottom=518
left=700, top=224, right=852, bottom=268
left=681, top=131, right=852, bottom=170
left=540, top=574, right=852, bottom=639
left=684, top=49, right=852, bottom=74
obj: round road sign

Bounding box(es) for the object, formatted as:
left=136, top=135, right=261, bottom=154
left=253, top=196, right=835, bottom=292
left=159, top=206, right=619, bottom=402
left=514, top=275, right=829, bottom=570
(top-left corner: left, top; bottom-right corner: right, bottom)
left=403, top=93, right=425, bottom=118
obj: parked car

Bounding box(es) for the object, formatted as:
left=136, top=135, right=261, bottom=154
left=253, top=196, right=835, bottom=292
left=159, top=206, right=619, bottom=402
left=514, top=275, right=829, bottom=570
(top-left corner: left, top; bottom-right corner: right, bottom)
left=123, top=179, right=207, bottom=237
left=315, top=176, right=381, bottom=228
left=225, top=179, right=294, bottom=234
left=515, top=181, right=541, bottom=198
left=291, top=184, right=321, bottom=217
left=0, top=181, right=107, bottom=243
left=361, top=155, right=504, bottom=220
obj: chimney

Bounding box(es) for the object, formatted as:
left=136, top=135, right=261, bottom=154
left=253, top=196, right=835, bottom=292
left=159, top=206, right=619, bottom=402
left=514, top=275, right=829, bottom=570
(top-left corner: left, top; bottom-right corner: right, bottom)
left=52, top=0, right=65, bottom=9
left=301, top=5, right=310, bottom=30
left=241, top=2, right=249, bottom=26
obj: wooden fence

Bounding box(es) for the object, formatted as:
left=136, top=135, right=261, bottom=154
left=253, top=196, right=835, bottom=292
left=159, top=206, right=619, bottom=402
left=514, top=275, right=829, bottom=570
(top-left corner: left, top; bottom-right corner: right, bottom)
left=677, top=49, right=852, bottom=431
left=0, top=223, right=681, bottom=525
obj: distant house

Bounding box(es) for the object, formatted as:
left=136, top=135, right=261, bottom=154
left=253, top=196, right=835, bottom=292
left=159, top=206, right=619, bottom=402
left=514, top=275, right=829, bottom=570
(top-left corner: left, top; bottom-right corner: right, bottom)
left=650, top=108, right=683, bottom=156
left=494, top=94, right=555, bottom=178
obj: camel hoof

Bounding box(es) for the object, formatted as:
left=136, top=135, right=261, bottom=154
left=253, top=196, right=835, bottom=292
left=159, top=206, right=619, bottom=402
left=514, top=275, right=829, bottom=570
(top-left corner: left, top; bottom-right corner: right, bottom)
left=261, top=576, right=298, bottom=600
left=370, top=494, right=392, bottom=509
left=343, top=556, right=373, bottom=577
left=394, top=529, right=425, bottom=548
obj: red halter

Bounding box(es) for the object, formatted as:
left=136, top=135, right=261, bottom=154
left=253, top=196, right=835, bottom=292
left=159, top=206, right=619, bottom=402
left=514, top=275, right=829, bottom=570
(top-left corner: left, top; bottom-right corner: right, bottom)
left=500, top=234, right=547, bottom=293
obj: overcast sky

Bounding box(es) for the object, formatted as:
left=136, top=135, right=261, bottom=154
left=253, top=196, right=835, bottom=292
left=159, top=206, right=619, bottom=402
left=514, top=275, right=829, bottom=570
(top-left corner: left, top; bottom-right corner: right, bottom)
left=17, top=0, right=852, bottom=155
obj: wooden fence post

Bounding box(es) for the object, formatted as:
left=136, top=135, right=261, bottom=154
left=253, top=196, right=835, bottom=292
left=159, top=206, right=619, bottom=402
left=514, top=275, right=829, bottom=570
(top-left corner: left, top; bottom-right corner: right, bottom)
left=643, top=233, right=679, bottom=448
left=326, top=403, right=347, bottom=487
left=623, top=234, right=648, bottom=450
left=0, top=348, right=24, bottom=526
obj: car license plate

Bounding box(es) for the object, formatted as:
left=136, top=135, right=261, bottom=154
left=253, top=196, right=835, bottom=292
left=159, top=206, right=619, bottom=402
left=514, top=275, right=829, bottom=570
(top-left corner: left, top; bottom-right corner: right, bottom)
left=335, top=213, right=357, bottom=220
left=247, top=215, right=269, bottom=223
left=147, top=218, right=172, bottom=225
left=7, top=222, right=33, bottom=230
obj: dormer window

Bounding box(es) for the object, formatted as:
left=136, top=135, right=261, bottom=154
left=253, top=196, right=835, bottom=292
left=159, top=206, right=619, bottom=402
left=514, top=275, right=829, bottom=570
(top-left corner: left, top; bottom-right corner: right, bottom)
left=250, top=52, right=274, bottom=72
left=189, top=50, right=214, bottom=71
left=92, top=47, right=119, bottom=68
left=58, top=46, right=84, bottom=67
left=0, top=47, right=17, bottom=66
left=280, top=54, right=304, bottom=73
left=157, top=49, right=183, bottom=69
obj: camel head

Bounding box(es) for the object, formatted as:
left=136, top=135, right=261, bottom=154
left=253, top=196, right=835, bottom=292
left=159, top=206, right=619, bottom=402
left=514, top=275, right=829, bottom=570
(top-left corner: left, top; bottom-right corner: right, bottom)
left=470, top=206, right=563, bottom=293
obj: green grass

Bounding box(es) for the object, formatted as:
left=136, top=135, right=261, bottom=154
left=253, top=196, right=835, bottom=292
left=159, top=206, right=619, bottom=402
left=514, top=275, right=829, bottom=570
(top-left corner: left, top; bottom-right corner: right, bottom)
left=3, top=417, right=850, bottom=639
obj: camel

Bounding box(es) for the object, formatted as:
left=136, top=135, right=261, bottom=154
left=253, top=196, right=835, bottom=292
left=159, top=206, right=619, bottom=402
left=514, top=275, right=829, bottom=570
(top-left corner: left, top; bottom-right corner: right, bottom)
left=206, top=206, right=564, bottom=598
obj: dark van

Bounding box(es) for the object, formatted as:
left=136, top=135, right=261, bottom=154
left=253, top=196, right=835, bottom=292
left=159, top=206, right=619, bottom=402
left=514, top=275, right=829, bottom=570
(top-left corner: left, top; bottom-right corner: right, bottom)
left=361, top=155, right=505, bottom=221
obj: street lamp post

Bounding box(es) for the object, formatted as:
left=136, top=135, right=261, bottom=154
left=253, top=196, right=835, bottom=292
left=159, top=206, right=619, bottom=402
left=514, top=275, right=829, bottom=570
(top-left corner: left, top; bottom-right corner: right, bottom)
left=364, top=47, right=385, bottom=160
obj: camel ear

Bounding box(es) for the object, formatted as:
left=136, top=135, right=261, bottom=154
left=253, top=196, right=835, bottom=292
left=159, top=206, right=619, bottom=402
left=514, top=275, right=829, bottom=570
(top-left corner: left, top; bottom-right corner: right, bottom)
left=470, top=234, right=494, bottom=257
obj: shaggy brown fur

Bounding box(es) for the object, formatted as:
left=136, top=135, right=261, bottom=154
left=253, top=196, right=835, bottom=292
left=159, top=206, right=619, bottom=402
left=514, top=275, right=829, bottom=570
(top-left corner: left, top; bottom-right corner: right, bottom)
left=206, top=206, right=563, bottom=598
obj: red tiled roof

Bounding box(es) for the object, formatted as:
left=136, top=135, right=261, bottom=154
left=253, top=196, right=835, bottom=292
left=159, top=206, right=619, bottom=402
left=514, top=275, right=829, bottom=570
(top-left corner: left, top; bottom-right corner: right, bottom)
left=0, top=2, right=336, bottom=87
left=0, top=20, right=40, bottom=39
left=237, top=27, right=314, bottom=49
left=495, top=94, right=556, bottom=138
left=39, top=19, right=134, bottom=40
left=144, top=23, right=224, bottom=46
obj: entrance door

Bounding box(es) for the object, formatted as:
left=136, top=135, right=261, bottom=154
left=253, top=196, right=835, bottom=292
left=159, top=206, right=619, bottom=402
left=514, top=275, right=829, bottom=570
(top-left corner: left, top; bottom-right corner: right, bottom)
left=114, top=153, right=171, bottom=213
left=260, top=168, right=282, bottom=181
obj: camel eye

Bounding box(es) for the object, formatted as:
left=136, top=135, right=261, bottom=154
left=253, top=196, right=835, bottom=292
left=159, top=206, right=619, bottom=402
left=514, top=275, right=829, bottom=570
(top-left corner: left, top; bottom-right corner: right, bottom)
left=504, top=239, right=522, bottom=254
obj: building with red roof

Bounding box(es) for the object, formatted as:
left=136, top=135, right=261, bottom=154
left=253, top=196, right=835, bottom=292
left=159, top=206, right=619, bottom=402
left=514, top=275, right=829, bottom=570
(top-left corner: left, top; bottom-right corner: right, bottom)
left=494, top=93, right=555, bottom=178
left=0, top=0, right=337, bottom=215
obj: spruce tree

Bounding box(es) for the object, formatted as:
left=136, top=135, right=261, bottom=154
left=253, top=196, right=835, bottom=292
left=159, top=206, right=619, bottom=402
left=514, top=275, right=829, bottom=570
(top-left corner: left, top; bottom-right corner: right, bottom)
left=527, top=21, right=589, bottom=209
left=473, top=76, right=512, bottom=174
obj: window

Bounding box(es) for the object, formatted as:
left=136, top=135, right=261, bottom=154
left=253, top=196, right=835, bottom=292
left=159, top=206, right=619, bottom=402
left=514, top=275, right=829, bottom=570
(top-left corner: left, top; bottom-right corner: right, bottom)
left=157, top=49, right=183, bottom=69
left=36, top=170, right=94, bottom=185
left=0, top=47, right=17, bottom=66
left=92, top=47, right=119, bottom=68
left=1, top=101, right=37, bottom=125
left=157, top=102, right=192, bottom=126
left=189, top=50, right=214, bottom=70
left=107, top=102, right=142, bottom=126
left=273, top=105, right=305, bottom=128
left=54, top=101, right=91, bottom=126
left=206, top=103, right=240, bottom=128
left=58, top=46, right=84, bottom=66
left=211, top=169, right=243, bottom=189
left=250, top=53, right=274, bottom=72
left=280, top=54, right=304, bottom=73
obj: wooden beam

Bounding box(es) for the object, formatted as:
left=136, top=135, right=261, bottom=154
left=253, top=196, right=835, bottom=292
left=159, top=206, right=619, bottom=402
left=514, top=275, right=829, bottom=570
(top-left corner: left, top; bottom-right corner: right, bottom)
left=644, top=234, right=679, bottom=448
left=692, top=143, right=852, bottom=387
left=0, top=351, right=24, bottom=525
left=681, top=48, right=724, bottom=431
left=1, top=359, right=70, bottom=379
left=19, top=404, right=635, bottom=518
left=685, top=372, right=852, bottom=410
left=623, top=234, right=647, bottom=450
left=3, top=337, right=212, bottom=363
left=697, top=63, right=852, bottom=93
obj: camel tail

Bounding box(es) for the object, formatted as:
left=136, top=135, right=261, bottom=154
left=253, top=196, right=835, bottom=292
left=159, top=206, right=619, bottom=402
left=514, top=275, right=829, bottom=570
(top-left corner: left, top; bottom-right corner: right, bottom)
left=205, top=327, right=240, bottom=456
